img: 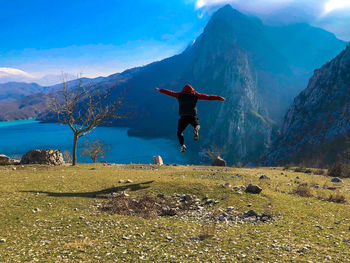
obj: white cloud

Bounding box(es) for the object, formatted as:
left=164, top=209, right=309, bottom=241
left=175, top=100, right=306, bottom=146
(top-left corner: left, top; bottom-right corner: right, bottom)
left=324, top=0, right=350, bottom=13
left=0, top=67, right=34, bottom=78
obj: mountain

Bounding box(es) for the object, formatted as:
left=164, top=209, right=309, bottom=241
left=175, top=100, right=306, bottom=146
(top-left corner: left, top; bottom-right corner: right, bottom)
left=266, top=44, right=350, bottom=167
left=0, top=5, right=347, bottom=164
left=0, top=82, right=45, bottom=103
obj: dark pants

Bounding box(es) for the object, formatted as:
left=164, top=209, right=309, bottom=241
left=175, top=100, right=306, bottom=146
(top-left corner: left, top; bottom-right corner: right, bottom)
left=177, top=115, right=200, bottom=146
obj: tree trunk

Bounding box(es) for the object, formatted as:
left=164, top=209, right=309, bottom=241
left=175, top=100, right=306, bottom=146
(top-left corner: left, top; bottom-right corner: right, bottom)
left=72, top=133, right=78, bottom=166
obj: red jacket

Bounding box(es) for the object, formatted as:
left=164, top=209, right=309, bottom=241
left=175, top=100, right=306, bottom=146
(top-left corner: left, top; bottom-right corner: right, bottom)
left=159, top=84, right=225, bottom=101
left=158, top=84, right=225, bottom=116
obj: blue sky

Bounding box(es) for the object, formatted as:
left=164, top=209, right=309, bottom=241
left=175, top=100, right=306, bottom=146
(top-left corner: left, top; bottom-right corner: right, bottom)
left=1, top=0, right=349, bottom=79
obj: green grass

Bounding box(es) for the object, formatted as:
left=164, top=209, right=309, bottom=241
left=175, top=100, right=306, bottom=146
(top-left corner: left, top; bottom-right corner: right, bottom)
left=0, top=164, right=349, bottom=262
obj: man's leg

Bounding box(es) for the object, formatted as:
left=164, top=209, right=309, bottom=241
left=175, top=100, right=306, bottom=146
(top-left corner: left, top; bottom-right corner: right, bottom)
left=190, top=117, right=200, bottom=141
left=177, top=117, right=189, bottom=147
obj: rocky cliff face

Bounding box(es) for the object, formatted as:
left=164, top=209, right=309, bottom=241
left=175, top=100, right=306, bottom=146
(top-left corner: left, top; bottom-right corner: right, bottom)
left=266, top=45, right=350, bottom=166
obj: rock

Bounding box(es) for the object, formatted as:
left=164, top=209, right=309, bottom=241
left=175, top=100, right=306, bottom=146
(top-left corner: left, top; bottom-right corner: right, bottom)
left=126, top=179, right=133, bottom=183
left=11, top=159, right=20, bottom=165
left=121, top=191, right=129, bottom=197
left=226, top=206, right=234, bottom=212
left=157, top=193, right=165, bottom=199
left=161, top=207, right=177, bottom=216
left=0, top=154, right=11, bottom=165
left=315, top=225, right=324, bottom=230
left=12, top=167, right=16, bottom=171
left=153, top=155, right=163, bottom=165
left=20, top=149, right=64, bottom=165
left=205, top=199, right=214, bottom=205
left=331, top=177, right=343, bottom=183
left=118, top=179, right=124, bottom=183
left=219, top=214, right=227, bottom=222
left=259, top=175, right=270, bottom=180
left=32, top=208, right=41, bottom=213
left=246, top=184, right=262, bottom=194
left=242, top=210, right=258, bottom=217
left=233, top=185, right=246, bottom=191
left=0, top=238, right=6, bottom=243
left=213, top=156, right=226, bottom=167
left=122, top=235, right=130, bottom=240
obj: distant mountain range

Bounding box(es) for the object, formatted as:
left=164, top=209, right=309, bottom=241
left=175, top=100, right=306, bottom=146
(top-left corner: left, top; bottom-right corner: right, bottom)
left=0, top=5, right=347, bottom=164
left=266, top=44, right=350, bottom=167
left=0, top=68, right=76, bottom=86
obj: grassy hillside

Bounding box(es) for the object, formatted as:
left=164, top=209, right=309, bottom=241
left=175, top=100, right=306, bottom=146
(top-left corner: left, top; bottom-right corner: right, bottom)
left=0, top=164, right=349, bottom=262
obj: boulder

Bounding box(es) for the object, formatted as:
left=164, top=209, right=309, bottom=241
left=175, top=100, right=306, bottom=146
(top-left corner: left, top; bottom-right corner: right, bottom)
left=20, top=149, right=64, bottom=166
left=259, top=174, right=270, bottom=180
left=0, top=154, right=11, bottom=165
left=153, top=155, right=163, bottom=165
left=246, top=184, right=262, bottom=194
left=213, top=156, right=226, bottom=167
left=331, top=177, right=343, bottom=183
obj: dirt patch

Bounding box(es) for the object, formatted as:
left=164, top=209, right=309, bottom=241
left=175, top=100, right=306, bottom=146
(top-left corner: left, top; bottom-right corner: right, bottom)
left=99, top=192, right=274, bottom=224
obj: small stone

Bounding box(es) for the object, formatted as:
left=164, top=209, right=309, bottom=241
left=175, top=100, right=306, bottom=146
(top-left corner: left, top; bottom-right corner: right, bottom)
left=12, top=167, right=16, bottom=170
left=315, top=225, right=323, bottom=230
left=0, top=238, right=6, bottom=243
left=166, top=236, right=172, bottom=241
left=259, top=175, right=270, bottom=180
left=247, top=203, right=252, bottom=207
left=157, top=193, right=165, bottom=199
left=122, top=235, right=130, bottom=240
left=243, top=210, right=258, bottom=218
left=219, top=215, right=226, bottom=221
left=227, top=206, right=234, bottom=212
left=331, top=177, right=343, bottom=183
left=32, top=208, right=41, bottom=213
left=126, top=179, right=133, bottom=183
left=79, top=216, right=85, bottom=220
left=74, top=208, right=78, bottom=211
left=325, top=256, right=332, bottom=260
left=118, top=179, right=124, bottom=183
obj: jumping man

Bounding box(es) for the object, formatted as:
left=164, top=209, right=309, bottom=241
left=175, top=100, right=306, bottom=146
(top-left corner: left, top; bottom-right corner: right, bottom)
left=156, top=84, right=225, bottom=153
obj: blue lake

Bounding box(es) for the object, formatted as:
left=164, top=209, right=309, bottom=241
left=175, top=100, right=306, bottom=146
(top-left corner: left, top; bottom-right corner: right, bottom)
left=0, top=120, right=188, bottom=164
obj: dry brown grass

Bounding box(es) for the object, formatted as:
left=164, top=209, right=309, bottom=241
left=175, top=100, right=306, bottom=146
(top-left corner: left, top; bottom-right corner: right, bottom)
left=327, top=194, right=347, bottom=203
left=292, top=184, right=313, bottom=197
left=100, top=194, right=160, bottom=219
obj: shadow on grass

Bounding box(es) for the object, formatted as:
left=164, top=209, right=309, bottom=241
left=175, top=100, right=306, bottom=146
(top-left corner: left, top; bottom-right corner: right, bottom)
left=20, top=181, right=153, bottom=199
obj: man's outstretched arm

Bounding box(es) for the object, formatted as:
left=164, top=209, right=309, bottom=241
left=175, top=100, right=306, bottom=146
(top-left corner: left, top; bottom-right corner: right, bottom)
left=156, top=88, right=179, bottom=98
left=196, top=92, right=225, bottom=101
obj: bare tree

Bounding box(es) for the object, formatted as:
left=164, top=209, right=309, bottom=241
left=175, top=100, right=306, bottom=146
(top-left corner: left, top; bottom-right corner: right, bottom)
left=49, top=74, right=125, bottom=165
left=81, top=139, right=110, bottom=163
left=63, top=150, right=72, bottom=163
left=202, top=146, right=222, bottom=163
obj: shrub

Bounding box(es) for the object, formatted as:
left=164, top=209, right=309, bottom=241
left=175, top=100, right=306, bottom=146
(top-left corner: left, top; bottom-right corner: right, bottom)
left=63, top=151, right=72, bottom=163
left=328, top=163, right=342, bottom=177
left=294, top=167, right=312, bottom=174
left=293, top=184, right=313, bottom=197
left=327, top=163, right=350, bottom=178
left=327, top=194, right=346, bottom=203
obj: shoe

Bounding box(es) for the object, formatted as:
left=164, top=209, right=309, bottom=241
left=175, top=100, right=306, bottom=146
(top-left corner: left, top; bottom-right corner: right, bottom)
left=180, top=145, right=187, bottom=153
left=193, top=128, right=199, bottom=141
